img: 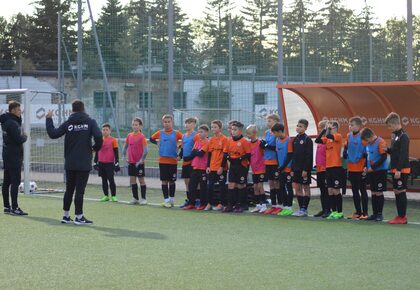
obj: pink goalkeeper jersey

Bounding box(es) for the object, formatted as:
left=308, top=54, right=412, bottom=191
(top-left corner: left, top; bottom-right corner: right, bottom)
left=126, top=132, right=146, bottom=163
left=191, top=138, right=209, bottom=170
left=250, top=139, right=265, bottom=174
left=98, top=136, right=118, bottom=163
left=316, top=143, right=327, bottom=168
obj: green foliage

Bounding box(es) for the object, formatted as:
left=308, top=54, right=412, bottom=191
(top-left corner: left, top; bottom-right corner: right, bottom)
left=195, top=80, right=230, bottom=123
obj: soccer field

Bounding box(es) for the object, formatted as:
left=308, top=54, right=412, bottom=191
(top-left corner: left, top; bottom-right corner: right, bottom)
left=1, top=185, right=420, bottom=290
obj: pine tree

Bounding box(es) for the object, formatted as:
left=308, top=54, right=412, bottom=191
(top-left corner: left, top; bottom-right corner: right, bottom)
left=0, top=17, right=14, bottom=70
left=27, top=0, right=77, bottom=70
left=240, top=0, right=277, bottom=74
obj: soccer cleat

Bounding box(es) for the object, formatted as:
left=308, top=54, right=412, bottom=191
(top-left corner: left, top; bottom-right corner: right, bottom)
left=270, top=207, right=283, bottom=215
left=130, top=198, right=139, bottom=205
left=258, top=204, right=268, bottom=213
left=170, top=198, right=175, bottom=207
left=139, top=199, right=147, bottom=205
left=204, top=204, right=212, bottom=211
left=251, top=204, right=262, bottom=213
left=347, top=213, right=361, bottom=219
left=222, top=206, right=233, bottom=213
left=196, top=205, right=206, bottom=211
left=100, top=196, right=110, bottom=202
left=213, top=204, right=224, bottom=211
left=179, top=199, right=189, bottom=209
left=279, top=208, right=293, bottom=216
left=366, top=214, right=377, bottom=221
left=74, top=216, right=93, bottom=225
left=321, top=211, right=331, bottom=218
left=359, top=214, right=369, bottom=220
left=183, top=205, right=195, bottom=210
left=314, top=210, right=324, bottom=217
left=61, top=216, right=73, bottom=224
left=292, top=209, right=305, bottom=217
left=263, top=207, right=275, bottom=215
left=194, top=199, right=201, bottom=208
left=335, top=212, right=344, bottom=219
left=388, top=216, right=408, bottom=225
left=375, top=214, right=384, bottom=222
left=11, top=208, right=28, bottom=216
left=326, top=211, right=338, bottom=219
left=162, top=202, right=172, bottom=208
left=233, top=206, right=243, bottom=213
left=4, top=207, right=11, bottom=215
left=111, top=196, right=118, bottom=202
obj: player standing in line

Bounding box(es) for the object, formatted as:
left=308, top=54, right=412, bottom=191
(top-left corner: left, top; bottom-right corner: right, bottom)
left=150, top=115, right=183, bottom=208
left=123, top=118, right=148, bottom=205
left=94, top=123, right=120, bottom=202
left=385, top=112, right=410, bottom=224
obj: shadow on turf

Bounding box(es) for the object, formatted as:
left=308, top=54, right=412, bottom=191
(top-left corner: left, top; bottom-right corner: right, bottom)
left=24, top=216, right=167, bottom=240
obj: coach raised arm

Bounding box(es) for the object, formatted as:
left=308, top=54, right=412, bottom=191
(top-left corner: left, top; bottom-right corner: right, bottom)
left=45, top=99, right=102, bottom=225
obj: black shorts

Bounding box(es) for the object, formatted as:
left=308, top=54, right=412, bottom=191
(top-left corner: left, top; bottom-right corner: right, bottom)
left=326, top=167, right=343, bottom=189
left=368, top=170, right=387, bottom=192
left=128, top=163, right=145, bottom=177
left=316, top=171, right=326, bottom=188
left=348, top=171, right=367, bottom=186
left=252, top=173, right=265, bottom=184
left=228, top=164, right=248, bottom=185
left=279, top=171, right=293, bottom=186
left=159, top=163, right=177, bottom=181
left=392, top=173, right=409, bottom=191
left=208, top=171, right=227, bottom=184
left=292, top=170, right=311, bottom=185
left=181, top=164, right=193, bottom=179
left=265, top=165, right=280, bottom=181
left=191, top=169, right=207, bottom=183
left=98, top=162, right=114, bottom=178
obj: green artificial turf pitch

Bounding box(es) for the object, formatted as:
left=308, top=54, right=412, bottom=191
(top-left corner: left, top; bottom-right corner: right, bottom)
left=1, top=184, right=420, bottom=290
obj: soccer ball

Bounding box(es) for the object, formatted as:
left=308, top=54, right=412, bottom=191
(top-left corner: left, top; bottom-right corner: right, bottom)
left=18, top=181, right=38, bottom=193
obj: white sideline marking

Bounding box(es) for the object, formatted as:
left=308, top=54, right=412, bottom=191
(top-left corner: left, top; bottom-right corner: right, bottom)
left=31, top=194, right=420, bottom=226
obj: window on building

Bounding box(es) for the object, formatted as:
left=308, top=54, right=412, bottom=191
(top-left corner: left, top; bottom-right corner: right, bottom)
left=174, top=92, right=187, bottom=108
left=94, top=91, right=117, bottom=108
left=254, top=92, right=267, bottom=105
left=139, top=92, right=152, bottom=109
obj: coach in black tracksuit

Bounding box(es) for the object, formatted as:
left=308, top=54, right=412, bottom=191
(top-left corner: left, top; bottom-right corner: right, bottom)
left=0, top=101, right=28, bottom=215
left=46, top=100, right=102, bottom=225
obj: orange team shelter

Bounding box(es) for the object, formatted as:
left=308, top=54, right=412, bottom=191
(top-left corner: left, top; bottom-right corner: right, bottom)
left=277, top=81, right=420, bottom=159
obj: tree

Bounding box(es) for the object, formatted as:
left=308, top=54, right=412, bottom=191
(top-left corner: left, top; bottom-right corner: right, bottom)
left=93, top=0, right=129, bottom=75
left=240, top=0, right=277, bottom=74
left=7, top=13, right=31, bottom=60
left=27, top=0, right=77, bottom=70
left=0, top=17, right=14, bottom=70
left=195, top=80, right=230, bottom=123
left=283, top=0, right=314, bottom=80
left=309, top=0, right=355, bottom=79
left=203, top=0, right=234, bottom=66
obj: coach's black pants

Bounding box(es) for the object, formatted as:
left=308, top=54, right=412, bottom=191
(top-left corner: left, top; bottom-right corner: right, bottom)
left=63, top=170, right=90, bottom=215
left=2, top=168, right=21, bottom=209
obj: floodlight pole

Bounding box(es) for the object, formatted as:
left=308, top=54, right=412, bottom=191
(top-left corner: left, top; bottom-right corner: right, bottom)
left=407, top=0, right=413, bottom=80
left=228, top=15, right=233, bottom=121
left=277, top=0, right=284, bottom=121
left=77, top=0, right=83, bottom=98
left=168, top=0, right=174, bottom=115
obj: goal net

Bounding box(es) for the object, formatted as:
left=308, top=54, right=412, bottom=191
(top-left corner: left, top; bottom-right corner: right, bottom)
left=0, top=89, right=68, bottom=194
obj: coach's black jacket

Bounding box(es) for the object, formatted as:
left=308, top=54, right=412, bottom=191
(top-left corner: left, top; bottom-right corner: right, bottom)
left=46, top=112, right=102, bottom=171
left=0, top=112, right=27, bottom=169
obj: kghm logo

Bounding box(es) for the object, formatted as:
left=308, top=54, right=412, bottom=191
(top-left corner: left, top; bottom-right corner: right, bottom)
left=401, top=117, right=409, bottom=126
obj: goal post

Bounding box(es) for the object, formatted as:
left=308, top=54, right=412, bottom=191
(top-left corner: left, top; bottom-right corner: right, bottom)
left=0, top=89, right=31, bottom=195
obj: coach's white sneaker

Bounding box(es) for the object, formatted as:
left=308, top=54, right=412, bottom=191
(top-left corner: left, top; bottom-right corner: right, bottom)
left=139, top=199, right=148, bottom=205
